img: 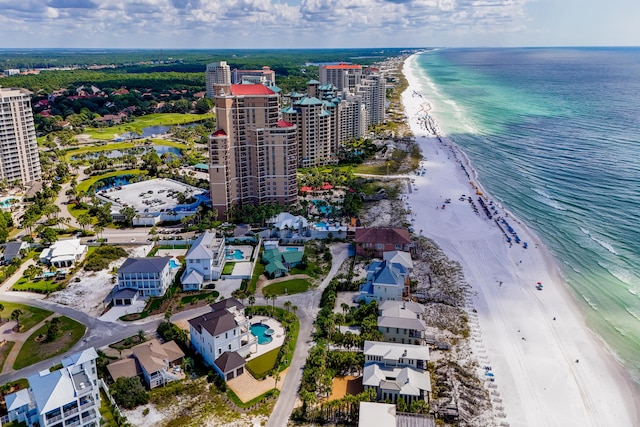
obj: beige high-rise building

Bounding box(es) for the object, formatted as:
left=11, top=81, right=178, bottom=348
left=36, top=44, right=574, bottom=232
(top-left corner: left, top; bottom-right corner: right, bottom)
left=208, top=84, right=297, bottom=218
left=205, top=62, right=232, bottom=99
left=359, top=70, right=386, bottom=126
left=0, top=87, right=42, bottom=185
left=282, top=80, right=335, bottom=168
left=320, top=63, right=363, bottom=92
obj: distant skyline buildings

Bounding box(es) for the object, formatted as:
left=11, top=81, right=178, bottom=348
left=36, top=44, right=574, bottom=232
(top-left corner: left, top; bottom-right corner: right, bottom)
left=0, top=87, right=42, bottom=186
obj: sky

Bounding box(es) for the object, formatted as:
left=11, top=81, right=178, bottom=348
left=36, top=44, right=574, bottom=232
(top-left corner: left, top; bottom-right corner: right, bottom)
left=0, top=0, right=638, bottom=48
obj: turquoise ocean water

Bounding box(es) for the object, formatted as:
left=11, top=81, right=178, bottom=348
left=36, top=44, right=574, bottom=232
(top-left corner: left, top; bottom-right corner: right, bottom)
left=409, top=47, right=640, bottom=385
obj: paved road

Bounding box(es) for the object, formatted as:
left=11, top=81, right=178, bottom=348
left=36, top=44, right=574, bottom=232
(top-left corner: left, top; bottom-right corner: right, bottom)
left=0, top=292, right=163, bottom=384
left=266, top=242, right=352, bottom=427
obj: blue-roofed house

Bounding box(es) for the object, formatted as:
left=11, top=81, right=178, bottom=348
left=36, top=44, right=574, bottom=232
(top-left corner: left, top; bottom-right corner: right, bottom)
left=117, top=257, right=173, bottom=298
left=358, top=258, right=411, bottom=303
left=5, top=347, right=101, bottom=427
left=181, top=231, right=226, bottom=290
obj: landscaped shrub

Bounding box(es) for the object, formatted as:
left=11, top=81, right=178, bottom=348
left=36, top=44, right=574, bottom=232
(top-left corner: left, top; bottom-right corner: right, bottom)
left=84, top=245, right=128, bottom=271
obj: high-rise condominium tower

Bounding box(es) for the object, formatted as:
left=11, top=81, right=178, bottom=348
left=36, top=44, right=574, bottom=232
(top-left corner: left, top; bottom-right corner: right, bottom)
left=0, top=87, right=42, bottom=185
left=208, top=84, right=297, bottom=217
left=205, top=62, right=232, bottom=99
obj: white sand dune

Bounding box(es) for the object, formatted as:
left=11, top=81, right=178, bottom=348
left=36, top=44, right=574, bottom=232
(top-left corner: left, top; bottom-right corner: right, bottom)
left=402, top=54, right=640, bottom=427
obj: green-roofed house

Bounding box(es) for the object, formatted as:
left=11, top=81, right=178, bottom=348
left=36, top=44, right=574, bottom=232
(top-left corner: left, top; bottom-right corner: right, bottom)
left=265, top=259, right=287, bottom=278
left=262, top=248, right=281, bottom=264
left=282, top=250, right=304, bottom=268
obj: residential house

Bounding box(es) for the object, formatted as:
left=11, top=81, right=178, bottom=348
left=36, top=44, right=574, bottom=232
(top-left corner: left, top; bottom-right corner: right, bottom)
left=362, top=340, right=431, bottom=405
left=117, top=257, right=173, bottom=298
left=354, top=228, right=411, bottom=258
left=377, top=300, right=427, bottom=345
left=188, top=298, right=257, bottom=378
left=262, top=248, right=304, bottom=279
left=39, top=238, right=87, bottom=268
left=107, top=339, right=184, bottom=389
left=5, top=348, right=101, bottom=427
left=2, top=241, right=28, bottom=264
left=358, top=260, right=410, bottom=303
left=181, top=231, right=226, bottom=290
left=382, top=251, right=413, bottom=272
left=358, top=402, right=434, bottom=427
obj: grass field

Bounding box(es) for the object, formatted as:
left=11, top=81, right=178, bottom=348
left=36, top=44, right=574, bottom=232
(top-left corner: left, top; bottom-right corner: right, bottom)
left=0, top=340, right=15, bottom=372
left=0, top=301, right=53, bottom=331
left=262, top=279, right=311, bottom=297
left=12, top=277, right=65, bottom=293
left=180, top=291, right=219, bottom=305
left=246, top=347, right=280, bottom=379
left=13, top=316, right=86, bottom=370
left=83, top=113, right=214, bottom=140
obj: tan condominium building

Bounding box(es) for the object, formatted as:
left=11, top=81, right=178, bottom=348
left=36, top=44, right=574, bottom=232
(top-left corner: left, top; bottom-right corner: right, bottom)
left=232, top=66, right=276, bottom=86
left=208, top=84, right=298, bottom=218
left=205, top=61, right=232, bottom=98
left=282, top=80, right=336, bottom=168
left=0, top=87, right=42, bottom=185
left=320, top=63, right=363, bottom=92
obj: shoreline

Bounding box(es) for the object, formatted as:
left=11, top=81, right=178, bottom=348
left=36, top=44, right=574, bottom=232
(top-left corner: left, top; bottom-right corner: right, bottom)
left=401, top=53, right=640, bottom=426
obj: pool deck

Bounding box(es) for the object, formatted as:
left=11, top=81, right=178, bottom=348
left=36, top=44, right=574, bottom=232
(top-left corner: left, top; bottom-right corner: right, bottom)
left=246, top=315, right=286, bottom=361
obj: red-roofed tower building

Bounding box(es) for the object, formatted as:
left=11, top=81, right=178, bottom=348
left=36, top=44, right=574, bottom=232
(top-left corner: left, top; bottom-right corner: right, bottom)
left=208, top=83, right=298, bottom=217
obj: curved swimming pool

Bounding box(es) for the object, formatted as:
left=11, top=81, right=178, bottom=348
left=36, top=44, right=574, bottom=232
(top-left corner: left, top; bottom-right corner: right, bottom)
left=250, top=323, right=274, bottom=345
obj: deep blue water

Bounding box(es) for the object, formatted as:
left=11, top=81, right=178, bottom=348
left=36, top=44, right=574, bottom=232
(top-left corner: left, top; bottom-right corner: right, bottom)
left=409, top=47, right=640, bottom=385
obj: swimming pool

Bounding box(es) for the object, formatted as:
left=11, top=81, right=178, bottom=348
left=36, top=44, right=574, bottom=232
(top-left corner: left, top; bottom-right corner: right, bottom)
left=315, top=221, right=329, bottom=229
left=250, top=323, right=274, bottom=345
left=169, top=259, right=180, bottom=269
left=0, top=198, right=16, bottom=209
left=225, top=249, right=244, bottom=260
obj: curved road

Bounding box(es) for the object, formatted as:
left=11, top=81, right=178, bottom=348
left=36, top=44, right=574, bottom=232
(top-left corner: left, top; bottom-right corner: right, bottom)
left=265, top=242, right=352, bottom=427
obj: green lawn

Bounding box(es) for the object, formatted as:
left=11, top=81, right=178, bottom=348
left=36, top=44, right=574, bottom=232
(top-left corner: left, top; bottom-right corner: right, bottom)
left=75, top=169, right=147, bottom=193
left=262, top=279, right=311, bottom=297
left=246, top=347, right=280, bottom=379
left=0, top=302, right=53, bottom=331
left=180, top=291, right=219, bottom=304
left=12, top=277, right=64, bottom=294
left=13, top=316, right=86, bottom=370
left=0, top=340, right=15, bottom=372
left=222, top=263, right=235, bottom=275
left=83, top=113, right=215, bottom=140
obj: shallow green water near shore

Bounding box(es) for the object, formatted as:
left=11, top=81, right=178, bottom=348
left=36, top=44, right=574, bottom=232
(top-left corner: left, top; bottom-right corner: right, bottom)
left=409, top=47, right=640, bottom=385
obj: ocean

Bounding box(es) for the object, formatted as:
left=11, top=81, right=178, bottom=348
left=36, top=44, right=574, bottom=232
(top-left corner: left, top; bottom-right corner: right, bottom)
left=408, top=47, right=640, bottom=385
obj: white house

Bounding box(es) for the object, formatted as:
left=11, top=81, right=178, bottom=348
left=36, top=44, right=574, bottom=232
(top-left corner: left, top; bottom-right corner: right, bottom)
left=377, top=300, right=428, bottom=345
left=362, top=340, right=431, bottom=405
left=5, top=348, right=101, bottom=427
left=358, top=259, right=410, bottom=303
left=181, top=231, right=226, bottom=290
left=117, top=257, right=173, bottom=298
left=107, top=339, right=184, bottom=389
left=188, top=298, right=257, bottom=378
left=39, top=238, right=87, bottom=268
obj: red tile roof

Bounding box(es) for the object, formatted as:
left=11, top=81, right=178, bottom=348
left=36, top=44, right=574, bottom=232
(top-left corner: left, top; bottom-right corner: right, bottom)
left=212, top=129, right=227, bottom=137
left=354, top=227, right=411, bottom=245
left=230, top=84, right=275, bottom=96
left=277, top=119, right=294, bottom=128
left=324, top=63, right=362, bottom=69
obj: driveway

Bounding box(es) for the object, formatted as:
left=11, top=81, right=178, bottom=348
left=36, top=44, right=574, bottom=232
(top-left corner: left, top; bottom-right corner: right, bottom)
left=265, top=242, right=352, bottom=427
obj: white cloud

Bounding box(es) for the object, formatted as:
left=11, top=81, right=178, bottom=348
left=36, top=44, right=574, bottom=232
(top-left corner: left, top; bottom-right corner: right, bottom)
left=0, top=0, right=536, bottom=47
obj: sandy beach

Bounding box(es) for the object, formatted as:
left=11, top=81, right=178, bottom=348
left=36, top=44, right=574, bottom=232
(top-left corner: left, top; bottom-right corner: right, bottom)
left=401, top=54, right=640, bottom=426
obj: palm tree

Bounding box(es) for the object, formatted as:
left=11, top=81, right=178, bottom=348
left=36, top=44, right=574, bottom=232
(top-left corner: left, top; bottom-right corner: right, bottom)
left=248, top=295, right=255, bottom=310
left=182, top=357, right=194, bottom=377
left=11, top=309, right=23, bottom=329
left=271, top=369, right=281, bottom=390
left=284, top=300, right=292, bottom=312
left=291, top=305, right=298, bottom=316
left=271, top=294, right=278, bottom=316
left=94, top=224, right=104, bottom=240
left=341, top=303, right=349, bottom=316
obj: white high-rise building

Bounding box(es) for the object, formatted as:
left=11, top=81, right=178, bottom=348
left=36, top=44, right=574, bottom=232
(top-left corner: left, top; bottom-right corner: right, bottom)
left=205, top=62, right=232, bottom=98
left=0, top=87, right=42, bottom=185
